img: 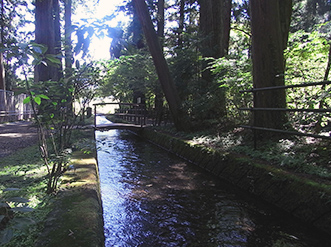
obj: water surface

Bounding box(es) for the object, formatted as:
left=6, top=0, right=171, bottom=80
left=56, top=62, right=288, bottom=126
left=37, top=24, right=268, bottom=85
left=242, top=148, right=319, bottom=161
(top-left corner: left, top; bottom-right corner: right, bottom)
left=95, top=117, right=328, bottom=247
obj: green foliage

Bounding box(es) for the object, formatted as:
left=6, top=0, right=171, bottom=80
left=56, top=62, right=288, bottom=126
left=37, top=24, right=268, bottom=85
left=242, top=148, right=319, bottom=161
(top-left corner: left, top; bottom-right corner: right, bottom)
left=0, top=129, right=96, bottom=246
left=74, top=62, right=102, bottom=120
left=291, top=0, right=331, bottom=32
left=99, top=52, right=158, bottom=104
left=17, top=43, right=101, bottom=194
left=233, top=138, right=331, bottom=179
left=0, top=0, right=34, bottom=90
left=210, top=56, right=253, bottom=124
left=285, top=29, right=330, bottom=82
left=0, top=145, right=51, bottom=246
left=285, top=25, right=331, bottom=132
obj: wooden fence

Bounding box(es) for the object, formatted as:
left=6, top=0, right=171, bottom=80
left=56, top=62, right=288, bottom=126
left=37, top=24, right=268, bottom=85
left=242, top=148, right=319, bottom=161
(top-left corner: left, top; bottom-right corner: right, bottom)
left=0, top=90, right=33, bottom=123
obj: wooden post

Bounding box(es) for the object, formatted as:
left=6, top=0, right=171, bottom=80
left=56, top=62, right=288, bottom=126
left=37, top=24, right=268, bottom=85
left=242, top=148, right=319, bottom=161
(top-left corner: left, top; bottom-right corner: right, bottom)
left=94, top=104, right=97, bottom=127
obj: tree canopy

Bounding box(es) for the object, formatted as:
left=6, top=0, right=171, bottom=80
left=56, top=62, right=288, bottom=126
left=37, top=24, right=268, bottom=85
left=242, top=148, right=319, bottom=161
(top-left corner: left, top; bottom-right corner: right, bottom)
left=0, top=0, right=330, bottom=134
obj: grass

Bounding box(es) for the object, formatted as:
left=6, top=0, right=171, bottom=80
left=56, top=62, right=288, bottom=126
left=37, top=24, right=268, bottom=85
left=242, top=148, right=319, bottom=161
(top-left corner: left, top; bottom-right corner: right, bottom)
left=0, top=128, right=98, bottom=246
left=0, top=144, right=52, bottom=246
left=150, top=124, right=331, bottom=182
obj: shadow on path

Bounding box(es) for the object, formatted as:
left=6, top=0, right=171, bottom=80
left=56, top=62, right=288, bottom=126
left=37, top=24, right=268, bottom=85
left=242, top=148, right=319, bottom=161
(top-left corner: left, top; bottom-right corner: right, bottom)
left=0, top=121, right=38, bottom=158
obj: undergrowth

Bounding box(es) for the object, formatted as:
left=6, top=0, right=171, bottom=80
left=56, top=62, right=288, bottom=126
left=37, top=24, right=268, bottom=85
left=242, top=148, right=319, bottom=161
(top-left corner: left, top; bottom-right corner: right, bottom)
left=0, top=129, right=95, bottom=246
left=155, top=125, right=331, bottom=181
left=0, top=144, right=51, bottom=246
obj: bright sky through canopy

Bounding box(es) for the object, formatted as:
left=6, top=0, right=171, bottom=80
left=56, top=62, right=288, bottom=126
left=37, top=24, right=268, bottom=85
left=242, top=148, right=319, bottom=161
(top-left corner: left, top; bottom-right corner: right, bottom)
left=77, top=0, right=127, bottom=60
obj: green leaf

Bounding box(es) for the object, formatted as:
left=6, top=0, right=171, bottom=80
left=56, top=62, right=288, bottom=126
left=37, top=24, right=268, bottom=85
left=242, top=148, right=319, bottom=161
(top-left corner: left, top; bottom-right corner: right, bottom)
left=23, top=97, right=31, bottom=104
left=45, top=54, right=62, bottom=65
left=52, top=102, right=58, bottom=106
left=34, top=96, right=41, bottom=105
left=39, top=94, right=50, bottom=100
left=30, top=42, right=48, bottom=54
left=61, top=99, right=67, bottom=103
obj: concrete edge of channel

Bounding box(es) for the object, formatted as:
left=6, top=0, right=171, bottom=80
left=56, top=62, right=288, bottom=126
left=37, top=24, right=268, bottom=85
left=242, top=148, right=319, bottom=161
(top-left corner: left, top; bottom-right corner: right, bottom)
left=36, top=150, right=105, bottom=247
left=138, top=128, right=331, bottom=235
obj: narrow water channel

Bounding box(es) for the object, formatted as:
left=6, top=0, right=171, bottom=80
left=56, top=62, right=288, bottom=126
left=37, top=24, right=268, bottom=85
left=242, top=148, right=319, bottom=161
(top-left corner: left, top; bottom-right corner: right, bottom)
left=95, top=116, right=328, bottom=247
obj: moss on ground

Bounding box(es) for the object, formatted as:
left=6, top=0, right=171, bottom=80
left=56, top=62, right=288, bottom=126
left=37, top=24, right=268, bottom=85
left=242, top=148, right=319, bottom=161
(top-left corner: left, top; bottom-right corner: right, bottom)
left=35, top=151, right=104, bottom=247
left=0, top=128, right=104, bottom=247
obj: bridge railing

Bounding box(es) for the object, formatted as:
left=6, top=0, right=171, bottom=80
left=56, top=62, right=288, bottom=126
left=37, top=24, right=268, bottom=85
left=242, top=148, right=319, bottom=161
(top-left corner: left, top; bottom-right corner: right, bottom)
left=93, top=102, right=147, bottom=127
left=114, top=103, right=147, bottom=126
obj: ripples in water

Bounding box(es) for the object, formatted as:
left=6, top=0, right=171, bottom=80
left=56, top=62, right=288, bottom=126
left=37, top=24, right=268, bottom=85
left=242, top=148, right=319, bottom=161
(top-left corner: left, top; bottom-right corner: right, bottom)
left=95, top=118, right=328, bottom=247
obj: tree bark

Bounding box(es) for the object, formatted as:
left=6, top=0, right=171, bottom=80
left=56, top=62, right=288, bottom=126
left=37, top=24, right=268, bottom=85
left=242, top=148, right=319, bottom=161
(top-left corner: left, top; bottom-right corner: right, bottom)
left=64, top=0, right=73, bottom=78
left=132, top=0, right=187, bottom=130
left=157, top=0, right=164, bottom=40
left=315, top=42, right=331, bottom=133
left=198, top=0, right=232, bottom=118
left=199, top=0, right=231, bottom=59
left=0, top=53, right=5, bottom=90
left=35, top=0, right=62, bottom=82
left=0, top=0, right=5, bottom=90
left=323, top=43, right=331, bottom=81
left=250, top=0, right=292, bottom=132
left=155, top=0, right=165, bottom=125
left=178, top=0, right=185, bottom=48
left=53, top=0, right=63, bottom=80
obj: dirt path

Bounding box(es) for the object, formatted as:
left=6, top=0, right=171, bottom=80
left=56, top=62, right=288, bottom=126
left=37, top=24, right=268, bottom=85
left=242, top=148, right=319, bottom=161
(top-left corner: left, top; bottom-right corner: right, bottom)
left=0, top=121, right=39, bottom=158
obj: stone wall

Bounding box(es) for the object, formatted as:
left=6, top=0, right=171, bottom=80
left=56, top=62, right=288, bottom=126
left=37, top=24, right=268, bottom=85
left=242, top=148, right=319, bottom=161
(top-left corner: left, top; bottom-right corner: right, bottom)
left=139, top=128, right=331, bottom=235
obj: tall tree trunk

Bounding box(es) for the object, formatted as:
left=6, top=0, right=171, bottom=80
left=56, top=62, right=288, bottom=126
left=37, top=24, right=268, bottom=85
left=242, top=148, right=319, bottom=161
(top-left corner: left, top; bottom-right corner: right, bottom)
left=199, top=0, right=231, bottom=59
left=315, top=42, right=331, bottom=133
left=53, top=0, right=63, bottom=80
left=132, top=5, right=145, bottom=49
left=198, top=0, right=232, bottom=118
left=64, top=0, right=73, bottom=78
left=250, top=0, right=292, bottom=132
left=178, top=0, right=185, bottom=48
left=133, top=0, right=187, bottom=130
left=157, top=0, right=164, bottom=42
left=0, top=53, right=4, bottom=90
left=323, top=43, right=331, bottom=81
left=0, top=0, right=5, bottom=91
left=155, top=0, right=165, bottom=125
left=35, top=0, right=62, bottom=82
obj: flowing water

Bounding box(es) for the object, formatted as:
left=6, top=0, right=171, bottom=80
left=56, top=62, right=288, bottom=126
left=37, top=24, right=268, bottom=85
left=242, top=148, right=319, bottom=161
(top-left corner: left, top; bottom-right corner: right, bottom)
left=95, top=116, right=329, bottom=247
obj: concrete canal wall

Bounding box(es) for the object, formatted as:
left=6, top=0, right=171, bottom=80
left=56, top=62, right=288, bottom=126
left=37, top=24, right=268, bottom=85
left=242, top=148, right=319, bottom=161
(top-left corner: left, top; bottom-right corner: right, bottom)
left=139, top=128, right=331, bottom=235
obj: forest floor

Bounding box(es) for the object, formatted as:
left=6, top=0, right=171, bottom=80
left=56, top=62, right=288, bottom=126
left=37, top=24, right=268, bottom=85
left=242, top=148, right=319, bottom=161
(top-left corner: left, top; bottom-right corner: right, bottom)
left=0, top=119, right=330, bottom=246
left=0, top=121, right=103, bottom=247
left=0, top=121, right=39, bottom=158
left=145, top=120, right=330, bottom=183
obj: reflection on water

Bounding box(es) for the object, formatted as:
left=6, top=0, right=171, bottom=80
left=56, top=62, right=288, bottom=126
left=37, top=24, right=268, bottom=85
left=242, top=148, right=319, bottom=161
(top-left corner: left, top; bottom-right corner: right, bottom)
left=95, top=117, right=328, bottom=247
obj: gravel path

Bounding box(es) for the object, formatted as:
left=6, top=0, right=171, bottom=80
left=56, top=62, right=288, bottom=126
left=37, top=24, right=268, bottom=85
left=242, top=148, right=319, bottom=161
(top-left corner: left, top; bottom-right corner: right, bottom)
left=0, top=121, right=39, bottom=158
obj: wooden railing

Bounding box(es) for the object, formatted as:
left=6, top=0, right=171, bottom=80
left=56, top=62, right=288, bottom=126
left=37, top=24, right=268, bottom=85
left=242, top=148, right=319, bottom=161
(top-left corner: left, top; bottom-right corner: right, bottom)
left=93, top=102, right=147, bottom=127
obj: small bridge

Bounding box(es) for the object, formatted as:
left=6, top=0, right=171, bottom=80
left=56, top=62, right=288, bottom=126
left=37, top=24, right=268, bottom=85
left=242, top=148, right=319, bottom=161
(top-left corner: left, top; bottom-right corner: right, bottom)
left=94, top=122, right=145, bottom=131
left=93, top=102, right=147, bottom=131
